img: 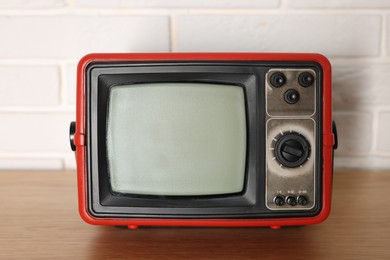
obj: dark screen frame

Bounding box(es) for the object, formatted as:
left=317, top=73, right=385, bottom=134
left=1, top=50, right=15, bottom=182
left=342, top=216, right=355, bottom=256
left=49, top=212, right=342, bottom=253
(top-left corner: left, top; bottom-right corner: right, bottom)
left=86, top=61, right=322, bottom=218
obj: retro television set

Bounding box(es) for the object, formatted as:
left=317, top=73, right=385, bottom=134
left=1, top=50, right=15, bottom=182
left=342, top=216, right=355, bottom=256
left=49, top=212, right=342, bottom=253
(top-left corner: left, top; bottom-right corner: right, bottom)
left=70, top=53, right=337, bottom=229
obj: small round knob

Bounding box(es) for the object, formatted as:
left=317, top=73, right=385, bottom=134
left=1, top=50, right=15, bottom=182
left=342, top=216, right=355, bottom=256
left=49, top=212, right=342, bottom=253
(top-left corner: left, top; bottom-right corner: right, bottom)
left=274, top=132, right=310, bottom=168
left=269, top=72, right=286, bottom=88
left=284, top=89, right=300, bottom=104
left=298, top=72, right=315, bottom=87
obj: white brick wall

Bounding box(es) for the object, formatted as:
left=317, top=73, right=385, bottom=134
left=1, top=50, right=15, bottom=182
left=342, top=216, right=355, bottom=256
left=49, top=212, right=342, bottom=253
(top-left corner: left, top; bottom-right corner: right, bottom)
left=176, top=14, right=381, bottom=56
left=72, top=0, right=280, bottom=8
left=0, top=0, right=389, bottom=170
left=0, top=16, right=170, bottom=58
left=0, top=65, right=60, bottom=106
left=289, top=0, right=390, bottom=9
left=377, top=111, right=390, bottom=154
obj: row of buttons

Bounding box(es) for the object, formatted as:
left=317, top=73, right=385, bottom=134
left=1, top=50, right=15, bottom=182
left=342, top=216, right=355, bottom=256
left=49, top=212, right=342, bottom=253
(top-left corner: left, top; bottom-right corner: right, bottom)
left=273, top=195, right=308, bottom=206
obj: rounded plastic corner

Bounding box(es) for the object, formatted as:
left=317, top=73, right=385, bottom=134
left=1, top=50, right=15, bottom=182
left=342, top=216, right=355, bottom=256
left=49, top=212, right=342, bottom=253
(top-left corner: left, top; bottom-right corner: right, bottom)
left=310, top=207, right=332, bottom=225
left=77, top=53, right=99, bottom=72
left=79, top=53, right=100, bottom=62
left=78, top=205, right=100, bottom=225
left=311, top=53, right=332, bottom=72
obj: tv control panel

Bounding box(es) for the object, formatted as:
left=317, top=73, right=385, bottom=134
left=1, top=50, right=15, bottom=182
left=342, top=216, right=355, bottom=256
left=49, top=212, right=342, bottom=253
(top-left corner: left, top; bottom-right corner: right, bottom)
left=265, top=69, right=317, bottom=210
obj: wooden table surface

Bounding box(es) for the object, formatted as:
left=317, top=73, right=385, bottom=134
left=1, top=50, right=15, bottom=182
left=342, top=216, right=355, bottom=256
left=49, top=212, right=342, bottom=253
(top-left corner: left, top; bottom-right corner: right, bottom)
left=1, top=170, right=389, bottom=259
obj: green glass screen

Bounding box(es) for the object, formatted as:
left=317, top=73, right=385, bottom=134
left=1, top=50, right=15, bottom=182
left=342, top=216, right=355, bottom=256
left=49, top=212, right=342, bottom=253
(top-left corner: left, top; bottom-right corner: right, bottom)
left=107, top=83, right=247, bottom=196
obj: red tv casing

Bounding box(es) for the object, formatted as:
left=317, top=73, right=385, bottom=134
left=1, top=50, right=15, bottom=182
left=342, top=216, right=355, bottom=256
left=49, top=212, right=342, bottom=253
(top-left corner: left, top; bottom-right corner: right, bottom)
left=74, top=53, right=335, bottom=229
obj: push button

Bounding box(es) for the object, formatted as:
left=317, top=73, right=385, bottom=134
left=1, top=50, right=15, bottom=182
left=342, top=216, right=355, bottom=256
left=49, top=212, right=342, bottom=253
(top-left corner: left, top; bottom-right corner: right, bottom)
left=272, top=194, right=309, bottom=207
left=297, top=195, right=308, bottom=206
left=273, top=195, right=285, bottom=206
left=285, top=195, right=297, bottom=206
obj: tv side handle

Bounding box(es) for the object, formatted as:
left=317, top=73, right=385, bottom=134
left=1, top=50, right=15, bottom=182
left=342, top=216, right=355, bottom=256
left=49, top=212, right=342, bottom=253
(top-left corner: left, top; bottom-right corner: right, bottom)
left=69, top=121, right=76, bottom=152
left=332, top=121, right=338, bottom=150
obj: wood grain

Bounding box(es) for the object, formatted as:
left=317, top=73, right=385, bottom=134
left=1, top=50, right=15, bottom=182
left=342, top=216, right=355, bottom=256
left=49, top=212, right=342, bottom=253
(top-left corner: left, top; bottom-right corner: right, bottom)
left=1, top=170, right=389, bottom=259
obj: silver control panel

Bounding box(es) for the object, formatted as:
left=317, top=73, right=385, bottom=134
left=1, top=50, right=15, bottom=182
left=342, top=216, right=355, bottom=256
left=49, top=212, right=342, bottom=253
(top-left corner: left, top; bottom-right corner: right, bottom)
left=265, top=69, right=317, bottom=210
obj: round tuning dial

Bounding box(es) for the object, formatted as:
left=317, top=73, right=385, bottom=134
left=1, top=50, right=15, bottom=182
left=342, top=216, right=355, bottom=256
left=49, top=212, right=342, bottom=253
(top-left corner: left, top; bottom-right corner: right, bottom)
left=274, top=131, right=310, bottom=168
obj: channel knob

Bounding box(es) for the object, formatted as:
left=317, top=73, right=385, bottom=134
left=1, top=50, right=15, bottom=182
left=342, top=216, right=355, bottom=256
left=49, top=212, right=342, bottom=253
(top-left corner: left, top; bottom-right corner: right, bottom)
left=274, top=131, right=310, bottom=168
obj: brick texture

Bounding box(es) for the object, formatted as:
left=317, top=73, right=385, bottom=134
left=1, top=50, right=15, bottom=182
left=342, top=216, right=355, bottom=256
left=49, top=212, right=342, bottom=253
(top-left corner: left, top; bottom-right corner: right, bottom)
left=0, top=159, right=63, bottom=170
left=289, top=0, right=390, bottom=9
left=0, top=0, right=66, bottom=8
left=333, top=112, right=373, bottom=156
left=65, top=64, right=77, bottom=105
left=332, top=63, right=390, bottom=110
left=0, top=113, right=74, bottom=153
left=176, top=15, right=381, bottom=57
left=0, top=16, right=170, bottom=58
left=0, top=1, right=388, bottom=170
left=387, top=15, right=390, bottom=56
left=377, top=111, right=390, bottom=154
left=0, top=65, right=60, bottom=106
left=72, top=0, right=280, bottom=8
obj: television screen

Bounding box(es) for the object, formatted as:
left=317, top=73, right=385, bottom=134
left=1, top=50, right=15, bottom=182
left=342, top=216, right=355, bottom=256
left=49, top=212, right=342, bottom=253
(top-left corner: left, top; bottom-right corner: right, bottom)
left=107, top=83, right=247, bottom=196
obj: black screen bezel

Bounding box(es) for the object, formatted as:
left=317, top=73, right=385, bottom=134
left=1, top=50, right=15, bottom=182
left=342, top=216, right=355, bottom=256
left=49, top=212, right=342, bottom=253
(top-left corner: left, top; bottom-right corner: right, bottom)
left=86, top=61, right=323, bottom=218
